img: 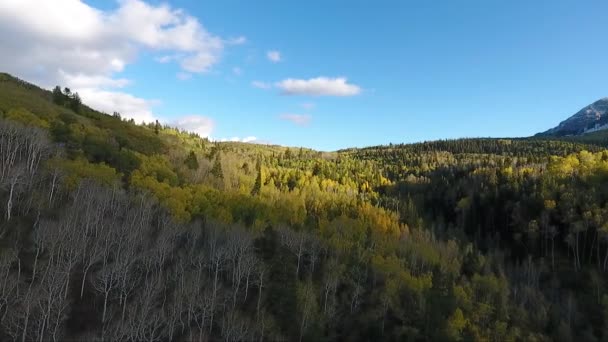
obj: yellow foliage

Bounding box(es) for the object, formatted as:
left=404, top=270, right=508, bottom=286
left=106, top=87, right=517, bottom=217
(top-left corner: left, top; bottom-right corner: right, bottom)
left=135, top=153, right=179, bottom=185
left=5, top=108, right=49, bottom=128
left=544, top=199, right=556, bottom=210
left=131, top=170, right=192, bottom=222
left=48, top=157, right=121, bottom=190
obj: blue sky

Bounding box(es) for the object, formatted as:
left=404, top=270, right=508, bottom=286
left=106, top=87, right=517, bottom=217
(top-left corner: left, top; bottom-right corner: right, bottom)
left=3, top=1, right=608, bottom=151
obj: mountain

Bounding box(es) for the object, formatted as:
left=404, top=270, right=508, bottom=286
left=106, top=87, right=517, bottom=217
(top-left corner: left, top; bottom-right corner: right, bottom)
left=538, top=97, right=608, bottom=136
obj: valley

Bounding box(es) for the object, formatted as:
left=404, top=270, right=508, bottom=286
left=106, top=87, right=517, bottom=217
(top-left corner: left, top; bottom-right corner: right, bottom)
left=1, top=73, right=608, bottom=341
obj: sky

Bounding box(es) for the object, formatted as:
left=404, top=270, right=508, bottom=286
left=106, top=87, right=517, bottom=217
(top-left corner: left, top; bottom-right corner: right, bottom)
left=1, top=0, right=607, bottom=151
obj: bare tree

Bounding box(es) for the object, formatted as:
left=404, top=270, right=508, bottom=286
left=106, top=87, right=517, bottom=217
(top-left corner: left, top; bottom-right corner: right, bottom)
left=183, top=277, right=214, bottom=342
left=254, top=264, right=266, bottom=321
left=225, top=227, right=254, bottom=309
left=0, top=249, right=18, bottom=324
left=204, top=223, right=228, bottom=333
left=93, top=265, right=119, bottom=337
left=278, top=227, right=313, bottom=278
left=35, top=261, right=69, bottom=342
left=297, top=281, right=316, bottom=342
left=220, top=310, right=252, bottom=342
left=322, top=258, right=339, bottom=317
left=0, top=120, right=50, bottom=224
left=166, top=263, right=187, bottom=342
left=0, top=120, right=24, bottom=183
left=3, top=282, right=40, bottom=342
left=3, top=163, right=27, bottom=222
left=126, top=272, right=165, bottom=342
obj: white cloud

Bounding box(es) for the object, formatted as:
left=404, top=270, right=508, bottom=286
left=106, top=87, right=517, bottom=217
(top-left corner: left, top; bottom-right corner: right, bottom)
left=280, top=113, right=312, bottom=126
left=171, top=115, right=215, bottom=138
left=251, top=81, right=271, bottom=89
left=181, top=52, right=220, bottom=73
left=267, top=50, right=281, bottom=63
left=217, top=136, right=259, bottom=143
left=60, top=71, right=131, bottom=89
left=276, top=77, right=361, bottom=96
left=79, top=88, right=158, bottom=123
left=0, top=0, right=233, bottom=82
left=0, top=0, right=241, bottom=130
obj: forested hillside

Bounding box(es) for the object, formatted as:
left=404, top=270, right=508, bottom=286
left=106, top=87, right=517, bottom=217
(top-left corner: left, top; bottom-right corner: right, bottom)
left=2, top=73, right=608, bottom=341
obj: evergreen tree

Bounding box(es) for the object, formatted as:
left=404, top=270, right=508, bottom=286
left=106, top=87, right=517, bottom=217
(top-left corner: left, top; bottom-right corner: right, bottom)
left=69, top=92, right=82, bottom=113
left=184, top=150, right=199, bottom=170
left=211, top=154, right=224, bottom=179
left=251, top=160, right=262, bottom=196
left=52, top=85, right=64, bottom=105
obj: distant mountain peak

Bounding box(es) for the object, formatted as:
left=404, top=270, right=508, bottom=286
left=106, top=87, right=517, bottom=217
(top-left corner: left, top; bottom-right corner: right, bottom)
left=539, top=98, right=608, bottom=136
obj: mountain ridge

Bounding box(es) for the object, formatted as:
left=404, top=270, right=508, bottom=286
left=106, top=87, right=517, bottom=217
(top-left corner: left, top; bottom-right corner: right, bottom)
left=538, top=97, right=608, bottom=136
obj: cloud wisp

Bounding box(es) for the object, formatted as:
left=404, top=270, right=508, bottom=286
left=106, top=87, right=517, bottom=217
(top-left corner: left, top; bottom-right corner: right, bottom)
left=251, top=81, right=272, bottom=89
left=266, top=50, right=282, bottom=63
left=275, top=77, right=361, bottom=96
left=280, top=113, right=312, bottom=126
left=301, top=102, right=315, bottom=110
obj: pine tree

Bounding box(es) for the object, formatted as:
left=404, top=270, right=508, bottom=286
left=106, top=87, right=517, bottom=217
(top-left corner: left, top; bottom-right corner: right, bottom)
left=211, top=154, right=224, bottom=179
left=184, top=151, right=199, bottom=170
left=70, top=92, right=82, bottom=113
left=251, top=160, right=262, bottom=196
left=284, top=148, right=292, bottom=160
left=52, top=86, right=64, bottom=105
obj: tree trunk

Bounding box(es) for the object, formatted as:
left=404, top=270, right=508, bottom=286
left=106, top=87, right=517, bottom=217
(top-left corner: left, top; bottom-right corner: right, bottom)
left=575, top=231, right=580, bottom=271
left=256, top=273, right=263, bottom=321
left=210, top=260, right=219, bottom=332
left=21, top=310, right=29, bottom=342
left=604, top=245, right=608, bottom=271
left=551, top=237, right=555, bottom=270
left=80, top=265, right=91, bottom=299
left=7, top=182, right=15, bottom=221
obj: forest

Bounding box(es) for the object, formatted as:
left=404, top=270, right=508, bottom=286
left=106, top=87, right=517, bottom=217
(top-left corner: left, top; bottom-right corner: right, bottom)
left=2, top=72, right=608, bottom=341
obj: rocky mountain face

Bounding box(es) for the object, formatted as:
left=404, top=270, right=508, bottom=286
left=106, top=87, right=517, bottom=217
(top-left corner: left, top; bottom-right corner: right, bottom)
left=539, top=98, right=608, bottom=136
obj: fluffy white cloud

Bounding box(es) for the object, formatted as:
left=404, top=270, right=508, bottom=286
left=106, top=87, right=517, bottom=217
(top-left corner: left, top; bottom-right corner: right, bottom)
left=171, top=115, right=215, bottom=138
left=280, top=114, right=312, bottom=126
left=0, top=0, right=240, bottom=131
left=79, top=88, right=158, bottom=123
left=251, top=81, right=272, bottom=89
left=60, top=71, right=131, bottom=89
left=0, top=0, right=231, bottom=84
left=276, top=77, right=361, bottom=96
left=266, top=50, right=281, bottom=63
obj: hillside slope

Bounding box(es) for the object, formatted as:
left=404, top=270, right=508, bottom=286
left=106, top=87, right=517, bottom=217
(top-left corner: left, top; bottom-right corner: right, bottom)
left=2, top=73, right=608, bottom=341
